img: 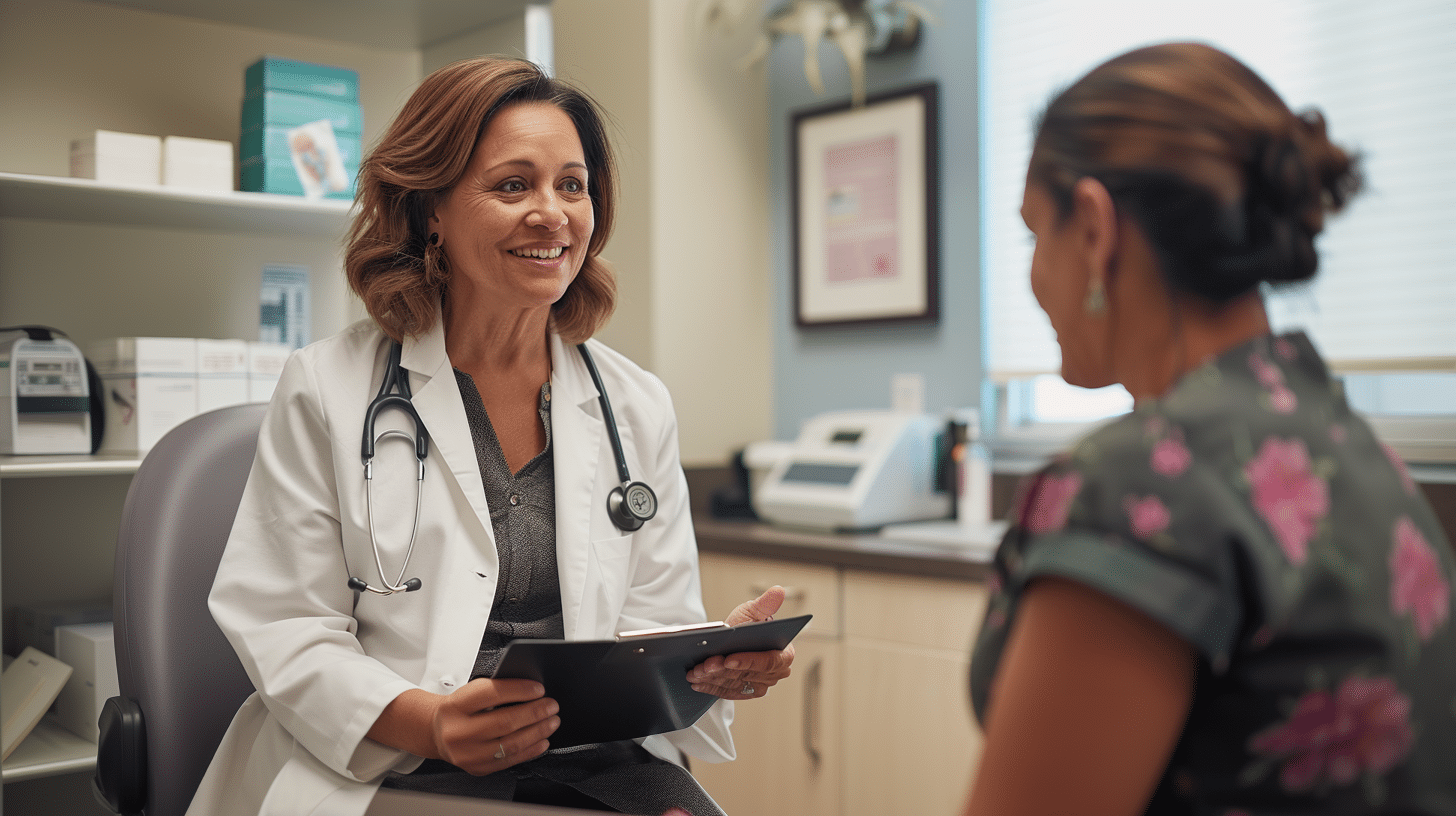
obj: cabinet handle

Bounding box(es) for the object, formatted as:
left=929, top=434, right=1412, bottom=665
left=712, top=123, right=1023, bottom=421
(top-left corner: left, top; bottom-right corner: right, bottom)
left=802, top=658, right=822, bottom=768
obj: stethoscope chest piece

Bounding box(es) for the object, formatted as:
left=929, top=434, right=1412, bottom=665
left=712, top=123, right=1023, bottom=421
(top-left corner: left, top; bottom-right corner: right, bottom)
left=609, top=480, right=657, bottom=531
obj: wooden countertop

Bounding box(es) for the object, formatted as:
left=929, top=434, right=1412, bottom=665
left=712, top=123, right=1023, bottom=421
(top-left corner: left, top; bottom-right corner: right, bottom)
left=693, top=518, right=995, bottom=581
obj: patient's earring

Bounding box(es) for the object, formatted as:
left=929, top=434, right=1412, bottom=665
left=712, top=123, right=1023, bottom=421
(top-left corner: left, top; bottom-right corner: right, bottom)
left=428, top=232, right=441, bottom=247
left=1084, top=279, right=1107, bottom=315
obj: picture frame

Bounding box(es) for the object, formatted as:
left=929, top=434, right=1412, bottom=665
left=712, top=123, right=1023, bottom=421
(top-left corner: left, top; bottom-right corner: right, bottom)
left=791, top=82, right=940, bottom=327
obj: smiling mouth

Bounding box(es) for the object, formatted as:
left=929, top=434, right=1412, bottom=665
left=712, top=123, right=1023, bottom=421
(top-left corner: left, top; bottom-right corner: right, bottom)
left=511, top=247, right=565, bottom=260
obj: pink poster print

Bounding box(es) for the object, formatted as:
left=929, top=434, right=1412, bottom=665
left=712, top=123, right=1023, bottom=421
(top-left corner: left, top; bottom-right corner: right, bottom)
left=822, top=134, right=900, bottom=283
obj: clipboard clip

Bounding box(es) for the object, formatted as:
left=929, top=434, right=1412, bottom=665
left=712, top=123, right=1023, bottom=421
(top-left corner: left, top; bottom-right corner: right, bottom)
left=615, top=621, right=730, bottom=641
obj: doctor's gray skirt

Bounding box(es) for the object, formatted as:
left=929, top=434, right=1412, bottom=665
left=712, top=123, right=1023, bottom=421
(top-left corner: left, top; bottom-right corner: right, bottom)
left=380, top=740, right=726, bottom=816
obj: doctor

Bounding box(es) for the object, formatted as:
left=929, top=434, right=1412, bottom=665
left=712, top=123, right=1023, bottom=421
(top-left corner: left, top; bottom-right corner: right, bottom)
left=194, top=57, right=792, bottom=816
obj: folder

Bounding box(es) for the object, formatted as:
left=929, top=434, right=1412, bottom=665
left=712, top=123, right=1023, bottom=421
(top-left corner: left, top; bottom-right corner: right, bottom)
left=492, top=614, right=811, bottom=747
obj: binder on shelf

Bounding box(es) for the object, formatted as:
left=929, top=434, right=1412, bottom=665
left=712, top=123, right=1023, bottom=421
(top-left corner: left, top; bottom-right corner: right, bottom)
left=2, top=647, right=73, bottom=761
left=492, top=614, right=811, bottom=748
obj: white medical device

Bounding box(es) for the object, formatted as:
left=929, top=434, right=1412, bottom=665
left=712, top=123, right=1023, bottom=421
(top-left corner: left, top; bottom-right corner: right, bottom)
left=1, top=330, right=92, bottom=455
left=752, top=410, right=950, bottom=532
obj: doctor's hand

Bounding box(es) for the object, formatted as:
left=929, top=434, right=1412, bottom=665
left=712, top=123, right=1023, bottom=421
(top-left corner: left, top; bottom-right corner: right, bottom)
left=369, top=679, right=560, bottom=775
left=686, top=585, right=796, bottom=700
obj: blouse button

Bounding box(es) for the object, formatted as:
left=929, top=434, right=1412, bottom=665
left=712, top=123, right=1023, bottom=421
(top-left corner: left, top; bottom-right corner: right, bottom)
left=509, top=494, right=521, bottom=506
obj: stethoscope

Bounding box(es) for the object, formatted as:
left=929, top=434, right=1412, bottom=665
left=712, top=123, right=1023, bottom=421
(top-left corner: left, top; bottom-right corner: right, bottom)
left=346, top=341, right=658, bottom=595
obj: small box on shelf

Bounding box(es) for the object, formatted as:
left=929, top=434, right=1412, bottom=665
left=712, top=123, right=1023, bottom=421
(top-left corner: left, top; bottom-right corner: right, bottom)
left=69, top=130, right=161, bottom=186
left=162, top=135, right=234, bottom=192
left=87, top=337, right=199, bottom=454
left=54, top=622, right=118, bottom=743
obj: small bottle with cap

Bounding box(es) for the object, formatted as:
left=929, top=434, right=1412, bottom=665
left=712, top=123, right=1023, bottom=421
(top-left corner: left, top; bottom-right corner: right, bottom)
left=953, top=409, right=991, bottom=528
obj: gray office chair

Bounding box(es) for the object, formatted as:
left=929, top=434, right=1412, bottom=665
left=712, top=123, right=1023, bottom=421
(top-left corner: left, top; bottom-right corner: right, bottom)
left=93, top=402, right=266, bottom=816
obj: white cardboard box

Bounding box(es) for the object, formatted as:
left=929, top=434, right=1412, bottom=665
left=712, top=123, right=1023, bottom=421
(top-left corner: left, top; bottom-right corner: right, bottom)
left=87, top=337, right=198, bottom=454
left=54, top=622, right=118, bottom=743
left=247, top=341, right=291, bottom=403
left=197, top=338, right=249, bottom=413
left=162, top=135, right=234, bottom=191
left=69, top=130, right=161, bottom=186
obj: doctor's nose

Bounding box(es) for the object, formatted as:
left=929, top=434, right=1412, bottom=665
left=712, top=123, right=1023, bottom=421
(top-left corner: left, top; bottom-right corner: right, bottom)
left=527, top=193, right=568, bottom=231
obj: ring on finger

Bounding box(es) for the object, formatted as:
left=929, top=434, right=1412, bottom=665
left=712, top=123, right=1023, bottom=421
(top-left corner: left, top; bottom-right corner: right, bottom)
left=740, top=682, right=755, bottom=695
left=494, top=743, right=508, bottom=760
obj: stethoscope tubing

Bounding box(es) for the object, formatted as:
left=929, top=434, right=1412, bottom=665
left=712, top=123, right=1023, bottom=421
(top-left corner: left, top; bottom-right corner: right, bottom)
left=348, top=340, right=654, bottom=596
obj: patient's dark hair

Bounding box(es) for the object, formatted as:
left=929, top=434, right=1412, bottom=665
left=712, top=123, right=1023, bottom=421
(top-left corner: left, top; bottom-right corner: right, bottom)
left=1029, top=42, right=1362, bottom=304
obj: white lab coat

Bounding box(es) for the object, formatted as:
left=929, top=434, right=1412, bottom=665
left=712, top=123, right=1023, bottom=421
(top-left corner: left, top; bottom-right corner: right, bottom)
left=190, top=316, right=735, bottom=816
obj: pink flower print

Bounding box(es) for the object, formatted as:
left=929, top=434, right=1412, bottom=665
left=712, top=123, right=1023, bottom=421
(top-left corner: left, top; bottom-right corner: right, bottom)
left=1390, top=516, right=1451, bottom=641
left=1124, top=494, right=1171, bottom=540
left=1021, top=472, right=1083, bottom=534
left=1381, top=442, right=1416, bottom=496
left=1151, top=435, right=1192, bottom=477
left=1249, top=352, right=1284, bottom=388
left=1244, top=437, right=1329, bottom=565
left=1248, top=675, right=1414, bottom=791
left=1268, top=386, right=1297, bottom=414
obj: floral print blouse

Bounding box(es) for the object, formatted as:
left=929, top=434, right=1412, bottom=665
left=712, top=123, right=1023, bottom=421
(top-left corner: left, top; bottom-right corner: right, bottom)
left=970, top=333, right=1456, bottom=814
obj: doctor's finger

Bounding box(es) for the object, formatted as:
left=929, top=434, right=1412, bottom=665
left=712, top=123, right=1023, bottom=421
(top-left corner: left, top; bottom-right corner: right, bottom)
left=723, top=585, right=786, bottom=627
left=454, top=677, right=546, bottom=711
left=724, top=643, right=795, bottom=679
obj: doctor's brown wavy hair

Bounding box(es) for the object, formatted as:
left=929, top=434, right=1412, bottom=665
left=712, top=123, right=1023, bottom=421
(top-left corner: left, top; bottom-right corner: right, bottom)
left=1029, top=42, right=1362, bottom=305
left=346, top=56, right=617, bottom=343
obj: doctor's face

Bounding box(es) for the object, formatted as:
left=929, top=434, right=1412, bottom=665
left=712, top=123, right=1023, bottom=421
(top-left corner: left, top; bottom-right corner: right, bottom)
left=432, top=101, right=594, bottom=316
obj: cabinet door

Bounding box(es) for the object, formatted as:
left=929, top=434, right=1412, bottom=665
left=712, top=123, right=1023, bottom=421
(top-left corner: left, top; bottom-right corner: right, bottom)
left=694, top=553, right=842, bottom=816
left=841, top=571, right=988, bottom=816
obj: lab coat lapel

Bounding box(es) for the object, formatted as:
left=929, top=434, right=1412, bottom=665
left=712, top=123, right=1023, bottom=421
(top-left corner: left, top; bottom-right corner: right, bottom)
left=398, top=320, right=494, bottom=551
left=550, top=334, right=604, bottom=640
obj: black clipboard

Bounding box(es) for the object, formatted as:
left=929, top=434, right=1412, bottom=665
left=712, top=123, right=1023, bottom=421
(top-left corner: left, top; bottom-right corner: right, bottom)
left=492, top=614, right=811, bottom=747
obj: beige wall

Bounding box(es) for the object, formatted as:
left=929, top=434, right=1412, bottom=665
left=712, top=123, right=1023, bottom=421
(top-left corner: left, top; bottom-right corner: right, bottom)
left=555, top=0, right=772, bottom=466
left=423, top=14, right=528, bottom=75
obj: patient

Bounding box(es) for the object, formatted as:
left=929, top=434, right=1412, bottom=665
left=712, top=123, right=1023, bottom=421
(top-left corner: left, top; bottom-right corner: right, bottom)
left=963, top=42, right=1456, bottom=815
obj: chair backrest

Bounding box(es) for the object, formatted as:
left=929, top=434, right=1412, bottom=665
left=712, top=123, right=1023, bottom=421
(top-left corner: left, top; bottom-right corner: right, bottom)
left=108, top=402, right=267, bottom=816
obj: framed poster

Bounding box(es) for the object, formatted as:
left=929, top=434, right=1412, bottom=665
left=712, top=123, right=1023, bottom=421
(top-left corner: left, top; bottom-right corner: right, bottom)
left=791, top=83, right=939, bottom=327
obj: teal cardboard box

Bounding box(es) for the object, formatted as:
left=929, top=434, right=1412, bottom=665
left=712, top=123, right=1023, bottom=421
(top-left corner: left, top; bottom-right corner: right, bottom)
left=241, top=124, right=362, bottom=166
left=245, top=56, right=358, bottom=101
left=241, top=89, right=362, bottom=136
left=241, top=155, right=356, bottom=200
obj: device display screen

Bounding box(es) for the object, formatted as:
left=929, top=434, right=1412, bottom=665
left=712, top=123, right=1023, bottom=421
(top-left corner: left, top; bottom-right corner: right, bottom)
left=781, top=462, right=858, bottom=486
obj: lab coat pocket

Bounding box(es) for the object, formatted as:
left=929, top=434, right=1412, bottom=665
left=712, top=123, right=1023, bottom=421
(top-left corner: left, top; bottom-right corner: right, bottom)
left=583, top=533, right=633, bottom=628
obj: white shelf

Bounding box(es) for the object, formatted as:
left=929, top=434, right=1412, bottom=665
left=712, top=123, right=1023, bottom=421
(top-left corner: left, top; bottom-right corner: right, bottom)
left=0, top=171, right=352, bottom=237
left=1, top=717, right=96, bottom=783
left=93, top=0, right=531, bottom=49
left=0, top=454, right=143, bottom=479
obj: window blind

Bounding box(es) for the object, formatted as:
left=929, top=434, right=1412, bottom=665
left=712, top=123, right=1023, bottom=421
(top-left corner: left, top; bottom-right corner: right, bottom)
left=981, top=0, right=1456, bottom=380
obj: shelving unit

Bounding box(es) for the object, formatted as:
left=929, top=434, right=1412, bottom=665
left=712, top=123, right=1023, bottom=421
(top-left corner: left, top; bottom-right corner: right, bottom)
left=0, top=171, right=352, bottom=237
left=0, top=2, right=541, bottom=811
left=1, top=719, right=98, bottom=783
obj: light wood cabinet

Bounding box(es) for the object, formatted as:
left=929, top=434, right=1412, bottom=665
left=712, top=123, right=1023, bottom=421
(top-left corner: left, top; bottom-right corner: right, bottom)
left=694, top=551, right=988, bottom=816
left=694, top=553, right=844, bottom=816
left=841, top=570, right=987, bottom=816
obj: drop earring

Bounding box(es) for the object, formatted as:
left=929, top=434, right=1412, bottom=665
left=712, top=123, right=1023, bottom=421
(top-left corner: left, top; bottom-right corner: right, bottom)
left=1084, top=279, right=1107, bottom=315
left=428, top=232, right=440, bottom=247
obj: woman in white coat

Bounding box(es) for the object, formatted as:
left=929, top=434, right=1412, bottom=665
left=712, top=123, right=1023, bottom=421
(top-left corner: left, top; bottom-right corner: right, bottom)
left=193, top=57, right=792, bottom=816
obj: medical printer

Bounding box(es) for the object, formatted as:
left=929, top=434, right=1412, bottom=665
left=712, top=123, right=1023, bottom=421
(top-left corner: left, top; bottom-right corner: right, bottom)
left=751, top=410, right=951, bottom=532
left=1, top=328, right=93, bottom=455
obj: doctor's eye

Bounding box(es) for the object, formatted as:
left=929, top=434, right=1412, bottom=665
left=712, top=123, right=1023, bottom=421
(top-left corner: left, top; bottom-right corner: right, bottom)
left=498, top=179, right=528, bottom=194
left=560, top=177, right=586, bottom=195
